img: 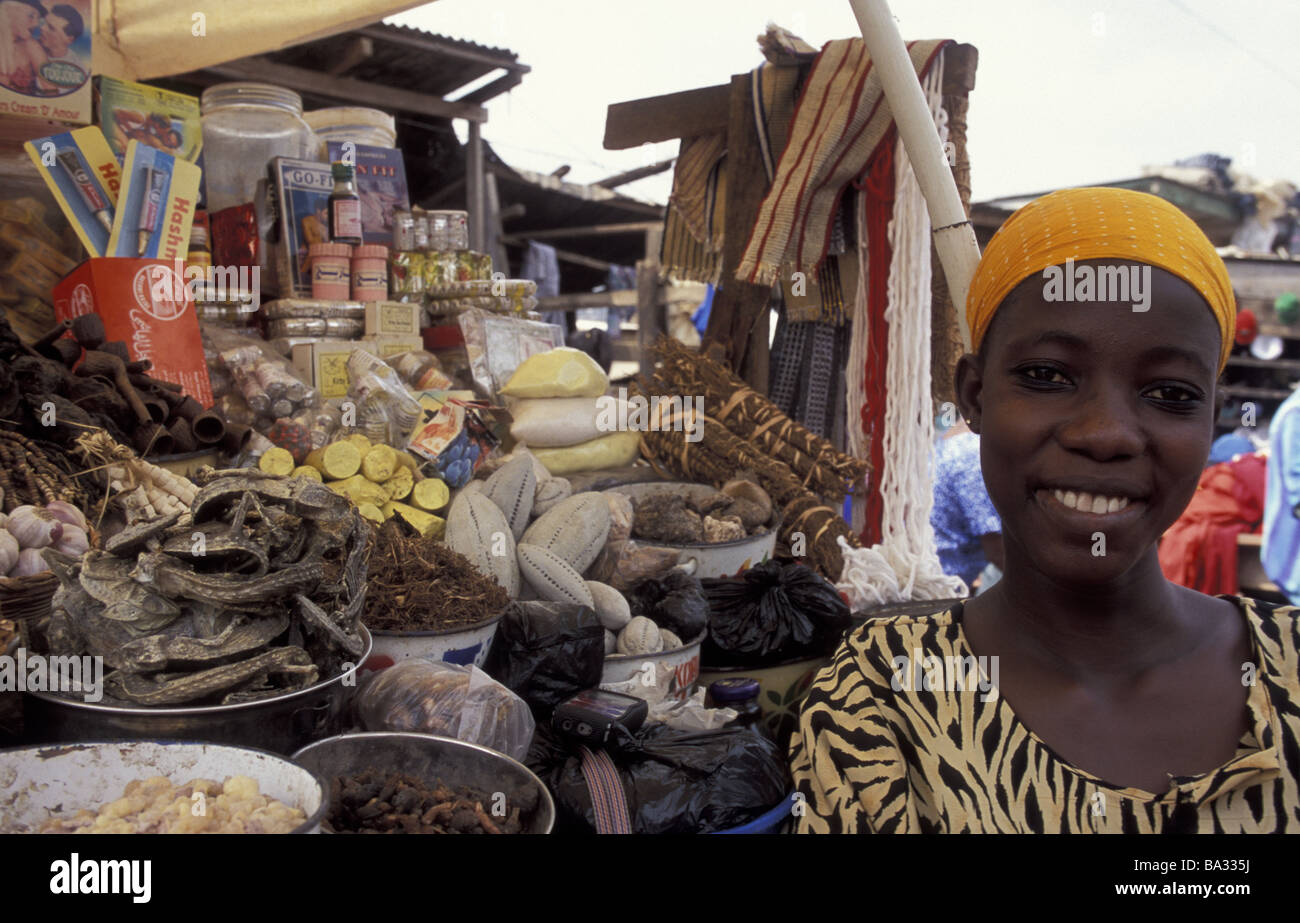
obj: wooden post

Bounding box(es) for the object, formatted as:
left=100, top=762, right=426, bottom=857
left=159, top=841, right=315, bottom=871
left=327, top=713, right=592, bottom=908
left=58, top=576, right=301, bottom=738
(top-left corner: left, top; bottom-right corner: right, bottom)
left=466, top=120, right=486, bottom=252
left=636, top=225, right=664, bottom=374
left=486, top=171, right=509, bottom=277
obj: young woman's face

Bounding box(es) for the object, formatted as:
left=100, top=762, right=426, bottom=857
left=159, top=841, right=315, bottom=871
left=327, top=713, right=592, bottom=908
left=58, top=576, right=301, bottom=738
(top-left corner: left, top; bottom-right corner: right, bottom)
left=957, top=260, right=1222, bottom=587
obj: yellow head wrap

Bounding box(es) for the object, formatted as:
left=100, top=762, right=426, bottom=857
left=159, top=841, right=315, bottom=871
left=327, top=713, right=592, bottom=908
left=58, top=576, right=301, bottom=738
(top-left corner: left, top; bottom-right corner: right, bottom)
left=966, top=187, right=1236, bottom=373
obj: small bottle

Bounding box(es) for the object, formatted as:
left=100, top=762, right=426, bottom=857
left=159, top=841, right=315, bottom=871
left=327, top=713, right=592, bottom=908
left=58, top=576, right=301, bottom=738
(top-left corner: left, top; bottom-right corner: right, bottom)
left=707, top=678, right=767, bottom=733
left=328, top=161, right=363, bottom=245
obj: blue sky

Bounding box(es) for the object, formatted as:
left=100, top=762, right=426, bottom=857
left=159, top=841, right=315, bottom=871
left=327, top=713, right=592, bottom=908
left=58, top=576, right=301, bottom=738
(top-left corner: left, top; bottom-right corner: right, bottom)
left=390, top=0, right=1299, bottom=206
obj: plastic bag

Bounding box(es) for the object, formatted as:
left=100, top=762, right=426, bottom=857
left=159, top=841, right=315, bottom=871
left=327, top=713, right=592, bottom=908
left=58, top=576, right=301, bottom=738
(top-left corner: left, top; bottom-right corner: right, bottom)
left=483, top=600, right=605, bottom=719
left=527, top=722, right=788, bottom=835
left=702, top=561, right=851, bottom=668
left=626, top=569, right=709, bottom=641
left=356, top=660, right=535, bottom=763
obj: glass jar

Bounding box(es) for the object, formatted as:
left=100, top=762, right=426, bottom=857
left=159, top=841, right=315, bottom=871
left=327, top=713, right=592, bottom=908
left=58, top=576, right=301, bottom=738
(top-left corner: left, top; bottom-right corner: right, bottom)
left=200, top=83, right=319, bottom=212
left=707, top=678, right=766, bottom=732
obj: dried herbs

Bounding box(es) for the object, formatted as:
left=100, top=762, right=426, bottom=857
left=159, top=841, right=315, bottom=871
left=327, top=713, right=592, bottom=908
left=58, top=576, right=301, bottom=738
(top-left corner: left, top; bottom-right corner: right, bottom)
left=364, top=519, right=509, bottom=632
left=325, top=768, right=537, bottom=834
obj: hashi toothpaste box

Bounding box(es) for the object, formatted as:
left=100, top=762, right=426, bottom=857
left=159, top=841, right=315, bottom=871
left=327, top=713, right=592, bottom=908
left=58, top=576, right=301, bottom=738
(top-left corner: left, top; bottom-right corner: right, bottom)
left=106, top=140, right=201, bottom=260
left=53, top=258, right=213, bottom=407
left=23, top=125, right=121, bottom=257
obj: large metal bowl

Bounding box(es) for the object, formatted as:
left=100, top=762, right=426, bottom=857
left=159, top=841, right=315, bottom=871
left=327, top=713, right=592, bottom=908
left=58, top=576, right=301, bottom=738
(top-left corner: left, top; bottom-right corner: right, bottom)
left=0, top=739, right=328, bottom=834
left=292, top=731, right=555, bottom=834
left=23, top=628, right=372, bottom=756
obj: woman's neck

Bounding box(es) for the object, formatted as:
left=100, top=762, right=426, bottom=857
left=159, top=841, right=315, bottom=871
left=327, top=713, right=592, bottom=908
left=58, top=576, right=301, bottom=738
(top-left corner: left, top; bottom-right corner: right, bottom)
left=974, top=547, right=1201, bottom=681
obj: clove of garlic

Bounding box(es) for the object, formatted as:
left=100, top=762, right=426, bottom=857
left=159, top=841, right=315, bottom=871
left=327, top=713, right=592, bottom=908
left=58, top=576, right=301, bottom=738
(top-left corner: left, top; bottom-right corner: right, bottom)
left=10, top=546, right=50, bottom=577
left=52, top=525, right=89, bottom=557
left=0, top=529, right=17, bottom=575
left=43, top=500, right=88, bottom=533
left=6, top=506, right=63, bottom=549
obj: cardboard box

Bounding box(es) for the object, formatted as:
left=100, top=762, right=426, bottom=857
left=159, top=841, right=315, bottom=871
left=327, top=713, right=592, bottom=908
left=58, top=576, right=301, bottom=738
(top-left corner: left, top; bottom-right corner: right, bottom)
left=291, top=339, right=355, bottom=399
left=94, top=76, right=202, bottom=165
left=291, top=335, right=423, bottom=398
left=271, top=157, right=334, bottom=298
left=53, top=258, right=213, bottom=406
left=363, top=301, right=420, bottom=337
left=325, top=142, right=409, bottom=246
left=0, top=0, right=92, bottom=124
left=23, top=125, right=121, bottom=257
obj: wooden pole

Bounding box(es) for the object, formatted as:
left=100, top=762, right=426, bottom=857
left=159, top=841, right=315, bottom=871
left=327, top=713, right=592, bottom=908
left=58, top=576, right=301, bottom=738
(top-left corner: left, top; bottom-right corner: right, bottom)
left=847, top=0, right=979, bottom=350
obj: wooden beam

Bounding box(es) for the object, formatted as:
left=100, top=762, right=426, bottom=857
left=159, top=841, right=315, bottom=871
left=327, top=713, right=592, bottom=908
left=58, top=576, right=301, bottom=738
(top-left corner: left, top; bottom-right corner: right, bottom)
left=326, top=36, right=373, bottom=76
left=456, top=71, right=524, bottom=105
left=596, top=158, right=676, bottom=189
left=604, top=83, right=730, bottom=149
left=201, top=56, right=487, bottom=122
left=467, top=121, right=486, bottom=251
left=538, top=291, right=639, bottom=310
left=551, top=248, right=613, bottom=272
left=500, top=222, right=662, bottom=242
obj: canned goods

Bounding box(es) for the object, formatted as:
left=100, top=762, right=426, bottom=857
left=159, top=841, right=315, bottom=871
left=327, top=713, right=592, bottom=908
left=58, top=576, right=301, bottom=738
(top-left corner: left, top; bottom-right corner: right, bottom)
left=412, top=208, right=429, bottom=250
left=392, top=208, right=414, bottom=251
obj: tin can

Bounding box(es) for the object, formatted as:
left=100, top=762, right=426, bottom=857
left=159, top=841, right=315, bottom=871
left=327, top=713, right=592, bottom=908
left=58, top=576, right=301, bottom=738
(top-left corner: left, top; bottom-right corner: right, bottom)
left=412, top=209, right=429, bottom=250
left=392, top=208, right=414, bottom=251
left=443, top=211, right=469, bottom=250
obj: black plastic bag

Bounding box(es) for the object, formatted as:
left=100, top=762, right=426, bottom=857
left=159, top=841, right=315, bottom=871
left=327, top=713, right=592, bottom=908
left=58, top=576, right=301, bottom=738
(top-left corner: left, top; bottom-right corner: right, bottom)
left=528, top=722, right=789, bottom=835
left=483, top=601, right=605, bottom=720
left=701, top=561, right=850, bottom=667
left=626, top=569, right=709, bottom=640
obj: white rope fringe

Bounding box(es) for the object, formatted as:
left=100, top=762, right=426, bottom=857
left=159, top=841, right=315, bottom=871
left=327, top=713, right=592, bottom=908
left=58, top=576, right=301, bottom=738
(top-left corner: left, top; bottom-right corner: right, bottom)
left=838, top=53, right=968, bottom=609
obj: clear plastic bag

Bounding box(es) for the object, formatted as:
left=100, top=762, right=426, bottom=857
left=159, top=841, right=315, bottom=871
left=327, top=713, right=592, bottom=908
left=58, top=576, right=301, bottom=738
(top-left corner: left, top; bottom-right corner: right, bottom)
left=356, top=661, right=536, bottom=763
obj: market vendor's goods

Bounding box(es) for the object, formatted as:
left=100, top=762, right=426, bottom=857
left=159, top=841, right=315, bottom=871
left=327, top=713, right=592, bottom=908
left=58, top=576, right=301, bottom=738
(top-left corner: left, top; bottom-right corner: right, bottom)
left=40, top=774, right=307, bottom=834
left=531, top=430, right=641, bottom=476
left=483, top=455, right=536, bottom=541
left=499, top=347, right=608, bottom=399
left=444, top=490, right=520, bottom=596
left=410, top=477, right=450, bottom=513
left=323, top=769, right=531, bottom=834
left=381, top=501, right=444, bottom=539
left=521, top=492, right=612, bottom=574
left=517, top=543, right=594, bottom=608
left=586, top=580, right=631, bottom=631
left=509, top=395, right=627, bottom=448
left=305, top=440, right=362, bottom=480
left=617, top=615, right=662, bottom=656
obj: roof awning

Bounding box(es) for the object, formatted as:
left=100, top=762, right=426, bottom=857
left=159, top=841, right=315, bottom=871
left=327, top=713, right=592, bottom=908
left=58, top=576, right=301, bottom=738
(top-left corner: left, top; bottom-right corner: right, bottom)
left=92, top=0, right=428, bottom=82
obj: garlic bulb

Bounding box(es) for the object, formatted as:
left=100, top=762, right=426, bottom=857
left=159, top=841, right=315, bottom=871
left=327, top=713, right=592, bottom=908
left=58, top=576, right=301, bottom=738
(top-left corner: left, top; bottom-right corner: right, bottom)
left=6, top=506, right=64, bottom=549
left=10, top=547, right=50, bottom=578
left=52, top=525, right=89, bottom=557
left=43, top=500, right=87, bottom=533
left=0, top=529, right=17, bottom=575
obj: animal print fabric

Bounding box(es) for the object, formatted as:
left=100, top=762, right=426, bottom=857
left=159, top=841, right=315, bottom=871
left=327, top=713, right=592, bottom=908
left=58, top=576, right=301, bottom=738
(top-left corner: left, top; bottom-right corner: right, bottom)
left=789, top=596, right=1300, bottom=833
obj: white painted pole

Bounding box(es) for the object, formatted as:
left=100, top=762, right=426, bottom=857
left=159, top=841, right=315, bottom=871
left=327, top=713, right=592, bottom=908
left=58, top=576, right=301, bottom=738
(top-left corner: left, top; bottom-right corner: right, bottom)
left=847, top=0, right=980, bottom=350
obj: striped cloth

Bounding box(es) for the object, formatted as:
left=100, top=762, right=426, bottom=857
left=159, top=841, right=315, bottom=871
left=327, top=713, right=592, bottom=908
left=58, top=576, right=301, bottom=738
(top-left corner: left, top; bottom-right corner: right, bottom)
left=661, top=133, right=726, bottom=283
left=737, top=38, right=950, bottom=286
left=579, top=746, right=633, bottom=834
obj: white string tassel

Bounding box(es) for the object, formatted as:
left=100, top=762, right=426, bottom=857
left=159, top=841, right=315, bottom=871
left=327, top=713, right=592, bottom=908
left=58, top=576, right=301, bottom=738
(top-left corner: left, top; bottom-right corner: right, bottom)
left=838, top=53, right=967, bottom=608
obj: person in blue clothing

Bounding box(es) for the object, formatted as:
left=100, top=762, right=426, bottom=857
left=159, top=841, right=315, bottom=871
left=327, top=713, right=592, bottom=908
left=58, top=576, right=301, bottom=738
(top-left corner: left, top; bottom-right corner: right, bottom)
left=931, top=417, right=1003, bottom=592
left=1263, top=387, right=1300, bottom=602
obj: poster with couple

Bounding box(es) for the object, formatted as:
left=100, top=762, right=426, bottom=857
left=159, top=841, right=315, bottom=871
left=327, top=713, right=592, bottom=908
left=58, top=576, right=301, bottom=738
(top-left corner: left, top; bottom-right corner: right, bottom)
left=0, top=0, right=90, bottom=121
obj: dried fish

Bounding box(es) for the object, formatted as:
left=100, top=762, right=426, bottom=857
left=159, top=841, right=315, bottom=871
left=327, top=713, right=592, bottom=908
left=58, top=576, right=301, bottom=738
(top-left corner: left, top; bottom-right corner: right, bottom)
left=105, top=646, right=316, bottom=706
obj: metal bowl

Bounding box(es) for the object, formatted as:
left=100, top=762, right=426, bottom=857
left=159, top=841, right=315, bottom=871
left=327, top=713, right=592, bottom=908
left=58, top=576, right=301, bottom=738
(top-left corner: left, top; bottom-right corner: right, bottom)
left=0, top=739, right=328, bottom=834
left=292, top=731, right=555, bottom=834
left=24, top=628, right=372, bottom=755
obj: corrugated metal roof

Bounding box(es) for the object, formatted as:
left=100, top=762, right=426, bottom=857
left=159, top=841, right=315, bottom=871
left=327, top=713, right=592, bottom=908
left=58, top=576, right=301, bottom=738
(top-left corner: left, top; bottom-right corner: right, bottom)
left=370, top=22, right=518, bottom=61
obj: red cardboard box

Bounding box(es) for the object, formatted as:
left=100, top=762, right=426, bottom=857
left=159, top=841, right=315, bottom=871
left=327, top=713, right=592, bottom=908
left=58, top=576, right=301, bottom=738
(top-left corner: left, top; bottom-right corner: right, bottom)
left=53, top=258, right=213, bottom=407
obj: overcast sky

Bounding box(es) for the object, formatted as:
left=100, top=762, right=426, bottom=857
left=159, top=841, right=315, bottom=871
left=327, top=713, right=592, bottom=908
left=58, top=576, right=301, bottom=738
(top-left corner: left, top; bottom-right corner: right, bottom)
left=389, top=0, right=1299, bottom=206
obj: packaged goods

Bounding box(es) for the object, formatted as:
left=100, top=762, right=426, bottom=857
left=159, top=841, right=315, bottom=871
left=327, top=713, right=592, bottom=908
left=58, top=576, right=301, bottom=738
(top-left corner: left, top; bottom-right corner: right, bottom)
left=509, top=395, right=628, bottom=448
left=271, top=157, right=336, bottom=297
left=531, top=431, right=641, bottom=476
left=106, top=141, right=201, bottom=261
left=208, top=203, right=259, bottom=268
left=202, top=84, right=317, bottom=213
left=500, top=346, right=609, bottom=400
left=0, top=0, right=92, bottom=124
left=324, top=140, right=409, bottom=246
left=95, top=75, right=202, bottom=165
left=459, top=309, right=564, bottom=401
left=388, top=250, right=424, bottom=297
left=308, top=242, right=351, bottom=300
left=351, top=246, right=389, bottom=301
left=364, top=300, right=420, bottom=337
left=23, top=126, right=121, bottom=257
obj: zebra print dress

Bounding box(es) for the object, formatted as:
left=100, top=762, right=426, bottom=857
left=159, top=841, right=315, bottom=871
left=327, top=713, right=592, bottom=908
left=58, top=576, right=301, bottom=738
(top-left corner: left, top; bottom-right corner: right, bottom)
left=788, top=596, right=1300, bottom=833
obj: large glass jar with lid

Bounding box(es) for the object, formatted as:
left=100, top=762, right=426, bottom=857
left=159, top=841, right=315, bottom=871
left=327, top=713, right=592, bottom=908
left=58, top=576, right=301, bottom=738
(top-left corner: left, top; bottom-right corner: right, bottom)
left=200, top=83, right=319, bottom=212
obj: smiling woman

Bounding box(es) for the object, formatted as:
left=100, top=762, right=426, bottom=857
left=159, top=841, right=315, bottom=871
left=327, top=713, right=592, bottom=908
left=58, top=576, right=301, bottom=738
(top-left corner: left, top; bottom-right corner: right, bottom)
left=789, top=187, right=1300, bottom=833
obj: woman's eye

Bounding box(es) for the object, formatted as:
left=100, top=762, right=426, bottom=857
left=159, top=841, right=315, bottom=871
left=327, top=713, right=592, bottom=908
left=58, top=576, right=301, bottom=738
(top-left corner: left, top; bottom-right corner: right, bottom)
left=1146, top=384, right=1200, bottom=404
left=1018, top=365, right=1070, bottom=385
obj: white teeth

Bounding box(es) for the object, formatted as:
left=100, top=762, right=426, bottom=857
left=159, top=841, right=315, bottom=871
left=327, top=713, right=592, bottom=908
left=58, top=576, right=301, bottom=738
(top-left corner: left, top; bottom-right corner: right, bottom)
left=1047, top=489, right=1132, bottom=513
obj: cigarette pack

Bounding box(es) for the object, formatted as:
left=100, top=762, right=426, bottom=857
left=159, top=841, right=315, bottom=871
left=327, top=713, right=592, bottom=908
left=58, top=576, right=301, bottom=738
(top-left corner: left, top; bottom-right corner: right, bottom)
left=0, top=0, right=93, bottom=124
left=290, top=339, right=356, bottom=399
left=52, top=258, right=213, bottom=406
left=94, top=76, right=202, bottom=165
left=271, top=157, right=334, bottom=298
left=23, top=125, right=121, bottom=257
left=0, top=222, right=76, bottom=275
left=106, top=141, right=201, bottom=260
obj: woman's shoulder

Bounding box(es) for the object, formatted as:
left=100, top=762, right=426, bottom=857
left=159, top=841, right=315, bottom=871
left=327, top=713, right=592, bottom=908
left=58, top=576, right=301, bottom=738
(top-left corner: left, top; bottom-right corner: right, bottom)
left=816, top=604, right=967, bottom=693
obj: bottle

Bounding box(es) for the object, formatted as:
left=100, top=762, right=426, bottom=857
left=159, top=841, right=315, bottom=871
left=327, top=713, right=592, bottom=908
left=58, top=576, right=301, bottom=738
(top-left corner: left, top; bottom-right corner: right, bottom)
left=328, top=161, right=362, bottom=245
left=707, top=678, right=768, bottom=734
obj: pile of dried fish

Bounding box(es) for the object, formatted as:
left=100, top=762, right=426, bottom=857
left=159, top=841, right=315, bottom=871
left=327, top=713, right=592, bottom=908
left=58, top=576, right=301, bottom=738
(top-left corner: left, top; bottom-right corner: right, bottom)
left=44, top=469, right=368, bottom=706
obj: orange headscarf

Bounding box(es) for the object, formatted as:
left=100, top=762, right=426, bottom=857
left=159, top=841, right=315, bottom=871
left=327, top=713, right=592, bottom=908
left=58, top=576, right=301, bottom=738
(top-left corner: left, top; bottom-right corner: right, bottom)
left=966, top=187, right=1236, bottom=372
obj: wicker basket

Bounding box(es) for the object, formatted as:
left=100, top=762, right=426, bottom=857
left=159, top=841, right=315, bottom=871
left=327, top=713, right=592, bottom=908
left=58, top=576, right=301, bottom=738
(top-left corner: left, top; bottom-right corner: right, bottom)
left=0, top=572, right=59, bottom=654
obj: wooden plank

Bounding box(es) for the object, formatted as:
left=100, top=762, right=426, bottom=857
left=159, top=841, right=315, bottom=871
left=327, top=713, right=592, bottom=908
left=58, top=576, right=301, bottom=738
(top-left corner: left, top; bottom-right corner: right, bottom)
left=201, top=56, right=487, bottom=122
left=704, top=72, right=774, bottom=390
left=457, top=71, right=525, bottom=105
left=326, top=36, right=373, bottom=76
left=467, top=121, right=486, bottom=251
left=500, top=222, right=662, bottom=242
left=553, top=247, right=612, bottom=271
left=604, top=83, right=730, bottom=149
left=596, top=159, right=677, bottom=189
left=538, top=291, right=639, bottom=310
